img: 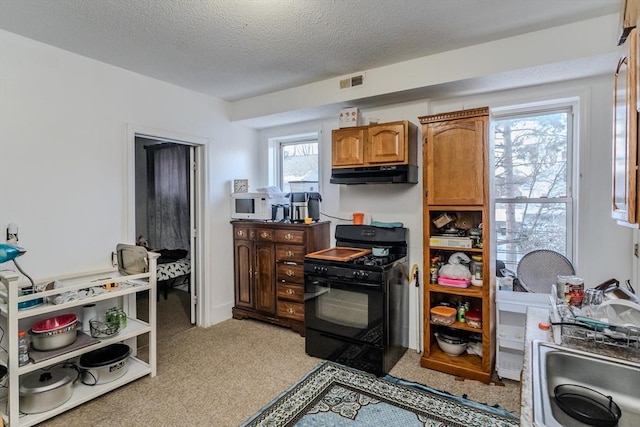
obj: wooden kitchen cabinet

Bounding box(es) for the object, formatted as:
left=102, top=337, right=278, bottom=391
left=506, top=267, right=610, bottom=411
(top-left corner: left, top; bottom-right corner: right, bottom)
left=618, top=0, right=639, bottom=45
left=612, top=27, right=639, bottom=226
left=231, top=221, right=330, bottom=335
left=422, top=108, right=488, bottom=206
left=418, top=107, right=496, bottom=384
left=332, top=127, right=366, bottom=167
left=331, top=120, right=418, bottom=168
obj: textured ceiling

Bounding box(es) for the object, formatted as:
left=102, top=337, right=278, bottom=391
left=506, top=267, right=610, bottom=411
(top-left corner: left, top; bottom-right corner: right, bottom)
left=0, top=0, right=620, bottom=102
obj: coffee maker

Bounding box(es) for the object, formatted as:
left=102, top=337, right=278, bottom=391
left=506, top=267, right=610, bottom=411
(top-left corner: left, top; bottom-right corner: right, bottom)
left=289, top=192, right=321, bottom=222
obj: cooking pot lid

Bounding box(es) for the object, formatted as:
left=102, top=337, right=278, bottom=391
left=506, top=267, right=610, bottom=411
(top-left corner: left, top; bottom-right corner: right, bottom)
left=554, top=384, right=621, bottom=426
left=19, top=368, right=77, bottom=394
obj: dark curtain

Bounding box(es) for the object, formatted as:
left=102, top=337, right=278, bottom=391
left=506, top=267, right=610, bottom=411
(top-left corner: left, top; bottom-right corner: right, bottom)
left=146, top=143, right=190, bottom=255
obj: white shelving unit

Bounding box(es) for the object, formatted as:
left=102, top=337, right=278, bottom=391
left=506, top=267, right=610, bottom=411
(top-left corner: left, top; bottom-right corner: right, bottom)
left=496, top=290, right=549, bottom=381
left=0, top=252, right=158, bottom=427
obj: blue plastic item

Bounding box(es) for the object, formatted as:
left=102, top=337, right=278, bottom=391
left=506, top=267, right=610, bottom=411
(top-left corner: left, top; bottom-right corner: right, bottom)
left=371, top=221, right=404, bottom=228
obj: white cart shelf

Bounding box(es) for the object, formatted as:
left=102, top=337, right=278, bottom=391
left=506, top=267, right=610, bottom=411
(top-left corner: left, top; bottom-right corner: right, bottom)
left=496, top=290, right=549, bottom=381
left=0, top=252, right=158, bottom=426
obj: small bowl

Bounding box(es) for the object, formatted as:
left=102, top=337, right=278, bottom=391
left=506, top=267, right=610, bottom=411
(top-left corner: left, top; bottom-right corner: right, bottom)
left=435, top=332, right=468, bottom=356
left=18, top=289, right=44, bottom=311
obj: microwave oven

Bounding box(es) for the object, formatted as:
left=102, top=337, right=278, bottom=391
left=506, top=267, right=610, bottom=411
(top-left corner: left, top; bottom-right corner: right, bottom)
left=231, top=192, right=288, bottom=220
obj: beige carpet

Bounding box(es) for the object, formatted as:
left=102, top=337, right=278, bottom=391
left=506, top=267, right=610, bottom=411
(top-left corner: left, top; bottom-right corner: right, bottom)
left=38, top=295, right=521, bottom=426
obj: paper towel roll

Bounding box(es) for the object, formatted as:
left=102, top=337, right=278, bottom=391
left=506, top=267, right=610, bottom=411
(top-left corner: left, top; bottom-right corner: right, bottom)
left=82, top=303, right=97, bottom=332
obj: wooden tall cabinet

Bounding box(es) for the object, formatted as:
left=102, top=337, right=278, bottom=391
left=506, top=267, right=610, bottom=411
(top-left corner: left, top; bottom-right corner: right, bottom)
left=418, top=107, right=496, bottom=384
left=231, top=221, right=330, bottom=335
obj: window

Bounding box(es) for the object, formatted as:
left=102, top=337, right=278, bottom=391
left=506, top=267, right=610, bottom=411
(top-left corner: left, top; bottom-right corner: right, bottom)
left=493, top=104, right=574, bottom=272
left=274, top=134, right=319, bottom=193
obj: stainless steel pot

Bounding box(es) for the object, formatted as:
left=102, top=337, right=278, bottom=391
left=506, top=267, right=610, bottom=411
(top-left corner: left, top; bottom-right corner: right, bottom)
left=30, top=321, right=79, bottom=351
left=19, top=368, right=77, bottom=414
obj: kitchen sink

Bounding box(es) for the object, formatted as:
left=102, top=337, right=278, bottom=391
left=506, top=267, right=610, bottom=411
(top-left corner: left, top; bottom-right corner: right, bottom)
left=531, top=340, right=640, bottom=427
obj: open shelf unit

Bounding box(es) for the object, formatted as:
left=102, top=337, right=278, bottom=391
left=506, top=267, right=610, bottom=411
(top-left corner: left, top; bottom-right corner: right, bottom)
left=0, top=252, right=158, bottom=426
left=419, top=107, right=496, bottom=383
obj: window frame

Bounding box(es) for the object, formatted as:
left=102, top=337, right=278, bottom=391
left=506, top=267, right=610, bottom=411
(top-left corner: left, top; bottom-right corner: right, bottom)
left=268, top=132, right=320, bottom=193
left=491, top=100, right=577, bottom=270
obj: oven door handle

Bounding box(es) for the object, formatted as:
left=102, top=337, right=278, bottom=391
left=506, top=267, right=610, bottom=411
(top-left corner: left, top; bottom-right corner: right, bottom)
left=305, top=275, right=383, bottom=290
left=304, top=287, right=330, bottom=299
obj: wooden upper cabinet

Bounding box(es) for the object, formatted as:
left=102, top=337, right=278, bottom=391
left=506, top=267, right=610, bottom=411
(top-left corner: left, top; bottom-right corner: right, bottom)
left=367, top=122, right=406, bottom=164
left=612, top=27, right=638, bottom=225
left=332, top=120, right=417, bottom=168
left=619, top=0, right=639, bottom=45
left=420, top=108, right=489, bottom=206
left=332, top=127, right=366, bottom=167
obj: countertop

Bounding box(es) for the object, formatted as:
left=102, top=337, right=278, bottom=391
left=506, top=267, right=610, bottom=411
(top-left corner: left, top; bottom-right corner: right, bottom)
left=520, top=306, right=640, bottom=426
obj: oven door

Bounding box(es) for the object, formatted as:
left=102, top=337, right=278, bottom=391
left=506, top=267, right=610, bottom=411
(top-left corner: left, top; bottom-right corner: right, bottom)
left=304, top=271, right=384, bottom=347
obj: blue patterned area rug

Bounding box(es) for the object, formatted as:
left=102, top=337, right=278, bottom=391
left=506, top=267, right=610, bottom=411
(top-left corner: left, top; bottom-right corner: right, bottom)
left=241, top=361, right=519, bottom=427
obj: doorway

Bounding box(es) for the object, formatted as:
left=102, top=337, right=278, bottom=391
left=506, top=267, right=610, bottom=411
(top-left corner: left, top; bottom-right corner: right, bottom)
left=127, top=125, right=206, bottom=337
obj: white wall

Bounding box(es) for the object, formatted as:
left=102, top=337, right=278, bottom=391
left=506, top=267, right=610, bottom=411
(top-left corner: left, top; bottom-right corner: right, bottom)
left=258, top=75, right=633, bottom=350
left=0, top=30, right=258, bottom=325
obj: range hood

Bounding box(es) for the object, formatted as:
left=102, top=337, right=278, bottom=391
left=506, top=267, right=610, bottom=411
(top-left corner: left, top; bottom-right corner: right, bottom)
left=330, top=165, right=418, bottom=185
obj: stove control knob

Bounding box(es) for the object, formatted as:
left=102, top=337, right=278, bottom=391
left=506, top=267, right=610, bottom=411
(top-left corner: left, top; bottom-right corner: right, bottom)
left=361, top=272, right=369, bottom=279
left=352, top=271, right=361, bottom=278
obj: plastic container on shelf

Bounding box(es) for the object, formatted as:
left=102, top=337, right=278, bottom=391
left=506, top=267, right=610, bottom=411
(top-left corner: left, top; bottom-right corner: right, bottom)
left=465, top=309, right=482, bottom=329
left=470, top=255, right=483, bottom=286
left=18, top=330, right=30, bottom=366
left=430, top=306, right=457, bottom=325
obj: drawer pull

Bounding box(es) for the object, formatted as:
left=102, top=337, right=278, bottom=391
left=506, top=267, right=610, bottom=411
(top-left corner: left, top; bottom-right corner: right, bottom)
left=286, top=288, right=296, bottom=295
left=285, top=250, right=294, bottom=257
left=237, top=230, right=246, bottom=238
left=285, top=233, right=294, bottom=240
left=285, top=270, right=295, bottom=277
left=260, top=231, right=269, bottom=239
left=287, top=307, right=296, bottom=314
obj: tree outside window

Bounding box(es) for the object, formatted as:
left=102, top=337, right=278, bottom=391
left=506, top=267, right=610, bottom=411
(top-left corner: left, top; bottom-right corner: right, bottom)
left=494, top=108, right=573, bottom=272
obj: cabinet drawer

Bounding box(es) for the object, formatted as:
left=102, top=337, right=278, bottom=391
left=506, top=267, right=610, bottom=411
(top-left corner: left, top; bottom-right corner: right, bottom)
left=256, top=228, right=275, bottom=242
left=275, top=229, right=305, bottom=244
left=278, top=283, right=304, bottom=303
left=234, top=227, right=254, bottom=240
left=276, top=245, right=305, bottom=262
left=277, top=263, right=304, bottom=283
left=278, top=300, right=304, bottom=322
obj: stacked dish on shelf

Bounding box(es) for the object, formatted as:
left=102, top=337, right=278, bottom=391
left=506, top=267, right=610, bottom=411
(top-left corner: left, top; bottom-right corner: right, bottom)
left=29, top=314, right=79, bottom=351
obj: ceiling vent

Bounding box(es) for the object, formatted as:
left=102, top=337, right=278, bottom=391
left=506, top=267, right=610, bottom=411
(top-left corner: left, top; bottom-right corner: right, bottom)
left=340, top=74, right=364, bottom=89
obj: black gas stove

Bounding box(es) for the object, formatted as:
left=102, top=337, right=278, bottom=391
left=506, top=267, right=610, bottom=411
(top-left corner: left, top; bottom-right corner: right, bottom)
left=304, top=225, right=409, bottom=376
